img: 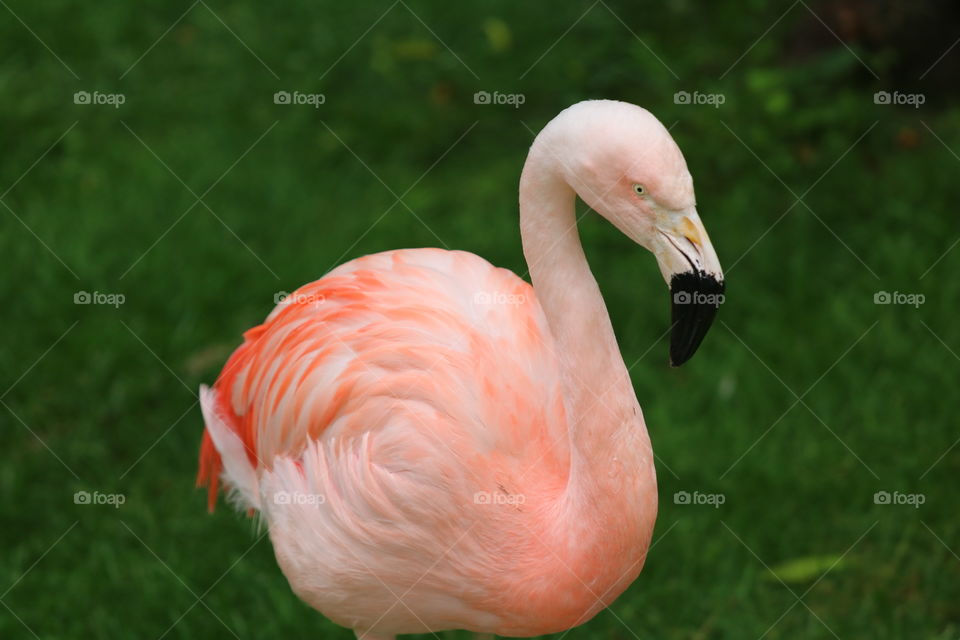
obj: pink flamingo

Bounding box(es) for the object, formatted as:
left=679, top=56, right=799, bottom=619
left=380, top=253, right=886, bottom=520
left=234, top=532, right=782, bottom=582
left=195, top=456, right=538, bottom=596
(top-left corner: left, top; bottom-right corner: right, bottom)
left=198, top=100, right=724, bottom=639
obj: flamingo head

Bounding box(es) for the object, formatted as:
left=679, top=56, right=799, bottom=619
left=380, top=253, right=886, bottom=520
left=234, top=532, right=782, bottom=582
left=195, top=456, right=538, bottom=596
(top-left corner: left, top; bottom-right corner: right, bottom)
left=548, top=100, right=725, bottom=366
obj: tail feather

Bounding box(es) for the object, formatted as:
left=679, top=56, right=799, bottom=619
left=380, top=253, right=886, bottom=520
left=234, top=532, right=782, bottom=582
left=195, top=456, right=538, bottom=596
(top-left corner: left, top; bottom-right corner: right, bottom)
left=198, top=384, right=261, bottom=512
left=197, top=428, right=221, bottom=512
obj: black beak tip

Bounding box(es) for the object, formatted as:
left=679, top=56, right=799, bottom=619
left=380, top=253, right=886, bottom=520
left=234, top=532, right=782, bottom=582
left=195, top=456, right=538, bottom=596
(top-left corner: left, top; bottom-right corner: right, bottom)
left=669, top=271, right=725, bottom=366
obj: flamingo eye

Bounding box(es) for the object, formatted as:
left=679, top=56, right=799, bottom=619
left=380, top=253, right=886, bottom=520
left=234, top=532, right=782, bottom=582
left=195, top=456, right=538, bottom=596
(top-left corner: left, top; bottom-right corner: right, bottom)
left=632, top=183, right=646, bottom=197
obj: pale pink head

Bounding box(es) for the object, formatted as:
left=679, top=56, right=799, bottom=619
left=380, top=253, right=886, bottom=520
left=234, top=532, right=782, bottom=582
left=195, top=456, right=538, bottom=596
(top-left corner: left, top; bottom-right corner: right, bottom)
left=528, top=99, right=725, bottom=364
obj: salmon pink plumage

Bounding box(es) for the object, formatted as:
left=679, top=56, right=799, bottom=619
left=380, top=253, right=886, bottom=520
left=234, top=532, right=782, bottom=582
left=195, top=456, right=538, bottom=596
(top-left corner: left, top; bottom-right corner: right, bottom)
left=198, top=100, right=724, bottom=639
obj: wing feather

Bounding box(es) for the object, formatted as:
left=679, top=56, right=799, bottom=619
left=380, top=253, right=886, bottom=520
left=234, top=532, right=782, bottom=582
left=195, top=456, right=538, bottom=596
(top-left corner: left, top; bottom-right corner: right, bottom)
left=198, top=248, right=568, bottom=510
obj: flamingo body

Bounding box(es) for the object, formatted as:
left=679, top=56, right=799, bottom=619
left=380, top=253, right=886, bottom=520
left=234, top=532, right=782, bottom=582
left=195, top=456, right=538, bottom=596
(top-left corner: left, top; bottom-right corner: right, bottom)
left=199, top=100, right=725, bottom=638
left=200, top=248, right=647, bottom=635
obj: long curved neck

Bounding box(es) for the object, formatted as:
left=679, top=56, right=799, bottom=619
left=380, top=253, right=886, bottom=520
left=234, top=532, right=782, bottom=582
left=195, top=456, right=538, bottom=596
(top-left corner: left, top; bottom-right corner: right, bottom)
left=519, top=155, right=629, bottom=420
left=519, top=138, right=656, bottom=563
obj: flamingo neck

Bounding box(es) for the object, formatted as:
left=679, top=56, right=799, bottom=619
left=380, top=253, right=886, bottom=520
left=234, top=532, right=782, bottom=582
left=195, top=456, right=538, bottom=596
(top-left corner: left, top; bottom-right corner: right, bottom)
left=518, top=138, right=657, bottom=578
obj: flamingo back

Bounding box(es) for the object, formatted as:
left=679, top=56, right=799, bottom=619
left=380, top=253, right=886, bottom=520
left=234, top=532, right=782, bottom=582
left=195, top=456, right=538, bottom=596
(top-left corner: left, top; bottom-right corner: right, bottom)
left=198, top=248, right=570, bottom=511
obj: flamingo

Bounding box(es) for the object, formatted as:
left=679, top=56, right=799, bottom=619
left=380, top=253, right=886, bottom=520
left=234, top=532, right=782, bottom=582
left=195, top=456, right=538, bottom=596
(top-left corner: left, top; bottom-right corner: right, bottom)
left=198, top=100, right=724, bottom=639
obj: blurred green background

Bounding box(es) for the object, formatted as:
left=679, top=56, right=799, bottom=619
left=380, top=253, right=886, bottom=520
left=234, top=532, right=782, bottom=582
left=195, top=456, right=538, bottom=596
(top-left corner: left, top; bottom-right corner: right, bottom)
left=2, top=0, right=958, bottom=638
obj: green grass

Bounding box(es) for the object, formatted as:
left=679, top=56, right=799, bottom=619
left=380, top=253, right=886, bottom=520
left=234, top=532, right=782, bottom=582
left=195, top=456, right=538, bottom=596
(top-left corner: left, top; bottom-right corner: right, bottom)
left=2, top=1, right=959, bottom=638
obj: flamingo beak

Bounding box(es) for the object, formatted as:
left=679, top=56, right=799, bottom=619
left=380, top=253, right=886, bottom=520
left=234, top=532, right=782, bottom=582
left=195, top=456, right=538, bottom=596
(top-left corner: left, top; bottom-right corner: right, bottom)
left=653, top=209, right=724, bottom=366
